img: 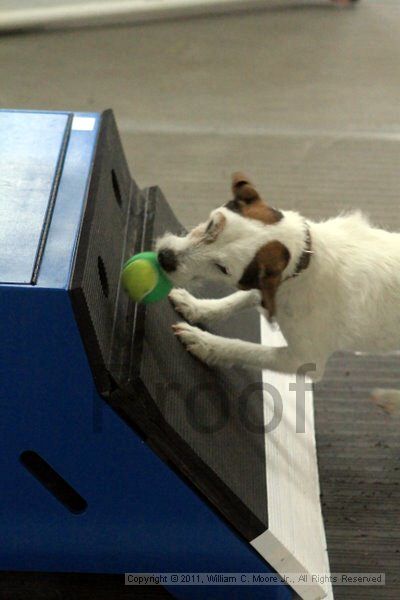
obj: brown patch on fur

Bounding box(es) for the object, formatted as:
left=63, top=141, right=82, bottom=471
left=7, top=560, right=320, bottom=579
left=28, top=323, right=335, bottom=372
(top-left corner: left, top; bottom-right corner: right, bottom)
left=228, top=172, right=283, bottom=225
left=242, top=202, right=283, bottom=225
left=238, top=241, right=290, bottom=318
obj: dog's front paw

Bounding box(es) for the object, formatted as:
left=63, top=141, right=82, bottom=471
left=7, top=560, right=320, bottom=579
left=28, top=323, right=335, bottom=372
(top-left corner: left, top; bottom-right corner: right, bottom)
left=172, top=322, right=225, bottom=366
left=169, top=288, right=201, bottom=324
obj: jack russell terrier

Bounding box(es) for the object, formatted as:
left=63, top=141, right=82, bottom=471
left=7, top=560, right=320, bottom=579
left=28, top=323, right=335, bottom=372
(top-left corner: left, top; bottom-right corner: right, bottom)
left=156, top=173, right=399, bottom=381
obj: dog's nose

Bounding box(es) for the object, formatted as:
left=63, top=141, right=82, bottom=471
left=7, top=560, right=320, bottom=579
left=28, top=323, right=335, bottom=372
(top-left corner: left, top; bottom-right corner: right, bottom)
left=158, top=249, right=177, bottom=273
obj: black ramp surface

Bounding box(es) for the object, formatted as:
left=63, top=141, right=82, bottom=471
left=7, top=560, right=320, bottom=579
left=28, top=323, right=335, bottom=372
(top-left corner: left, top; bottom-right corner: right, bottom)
left=130, top=187, right=269, bottom=538
left=70, top=111, right=269, bottom=543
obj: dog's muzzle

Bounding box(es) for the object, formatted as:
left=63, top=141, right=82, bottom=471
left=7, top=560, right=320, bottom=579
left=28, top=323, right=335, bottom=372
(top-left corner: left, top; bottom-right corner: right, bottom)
left=158, top=249, right=177, bottom=273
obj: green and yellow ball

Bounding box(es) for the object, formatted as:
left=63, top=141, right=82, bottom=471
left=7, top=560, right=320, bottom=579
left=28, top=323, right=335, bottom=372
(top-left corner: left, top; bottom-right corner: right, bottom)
left=121, top=251, right=173, bottom=304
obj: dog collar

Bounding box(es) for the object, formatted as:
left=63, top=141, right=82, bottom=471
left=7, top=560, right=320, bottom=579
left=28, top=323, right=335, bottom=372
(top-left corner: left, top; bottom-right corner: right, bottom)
left=285, top=222, right=313, bottom=281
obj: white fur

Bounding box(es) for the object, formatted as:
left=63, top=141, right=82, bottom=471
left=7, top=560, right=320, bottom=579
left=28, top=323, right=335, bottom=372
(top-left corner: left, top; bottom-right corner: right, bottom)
left=158, top=207, right=400, bottom=381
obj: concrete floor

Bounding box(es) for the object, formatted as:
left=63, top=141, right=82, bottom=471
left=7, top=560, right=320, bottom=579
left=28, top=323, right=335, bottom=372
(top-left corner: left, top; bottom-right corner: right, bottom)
left=1, top=1, right=399, bottom=598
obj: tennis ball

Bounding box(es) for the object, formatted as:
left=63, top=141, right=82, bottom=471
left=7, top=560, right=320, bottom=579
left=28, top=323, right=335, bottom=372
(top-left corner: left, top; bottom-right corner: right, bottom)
left=121, top=251, right=173, bottom=304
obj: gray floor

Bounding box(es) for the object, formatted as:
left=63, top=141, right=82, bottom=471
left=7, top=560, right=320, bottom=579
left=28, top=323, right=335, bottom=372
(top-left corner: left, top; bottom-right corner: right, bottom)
left=1, top=1, right=399, bottom=598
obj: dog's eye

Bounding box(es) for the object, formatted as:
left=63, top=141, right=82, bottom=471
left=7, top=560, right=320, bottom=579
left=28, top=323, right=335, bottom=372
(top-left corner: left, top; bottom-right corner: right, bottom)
left=215, top=263, right=229, bottom=275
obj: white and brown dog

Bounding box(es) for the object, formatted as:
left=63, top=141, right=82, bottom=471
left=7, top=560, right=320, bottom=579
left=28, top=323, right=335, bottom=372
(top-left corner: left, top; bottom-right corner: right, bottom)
left=156, top=173, right=400, bottom=381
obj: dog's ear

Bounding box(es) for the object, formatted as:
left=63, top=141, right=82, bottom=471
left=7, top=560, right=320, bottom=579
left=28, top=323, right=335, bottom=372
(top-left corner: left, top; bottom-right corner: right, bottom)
left=238, top=241, right=290, bottom=318
left=231, top=172, right=259, bottom=205
left=258, top=242, right=290, bottom=318
left=229, top=172, right=283, bottom=224
left=238, top=256, right=260, bottom=290
left=204, top=211, right=226, bottom=244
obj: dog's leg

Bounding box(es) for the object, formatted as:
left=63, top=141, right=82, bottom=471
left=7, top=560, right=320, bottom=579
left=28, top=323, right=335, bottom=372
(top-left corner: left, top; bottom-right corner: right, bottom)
left=169, top=288, right=261, bottom=324
left=172, top=322, right=324, bottom=381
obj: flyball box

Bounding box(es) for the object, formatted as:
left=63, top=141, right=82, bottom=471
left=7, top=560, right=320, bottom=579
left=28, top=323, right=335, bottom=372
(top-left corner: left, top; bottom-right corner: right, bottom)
left=0, top=110, right=331, bottom=600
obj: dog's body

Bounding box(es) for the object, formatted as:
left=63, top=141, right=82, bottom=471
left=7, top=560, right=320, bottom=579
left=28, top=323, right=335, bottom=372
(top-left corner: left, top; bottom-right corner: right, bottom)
left=156, top=174, right=400, bottom=381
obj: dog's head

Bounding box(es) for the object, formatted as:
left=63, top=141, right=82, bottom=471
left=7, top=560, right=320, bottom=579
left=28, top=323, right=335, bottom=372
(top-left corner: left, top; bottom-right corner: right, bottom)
left=156, top=173, right=300, bottom=316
